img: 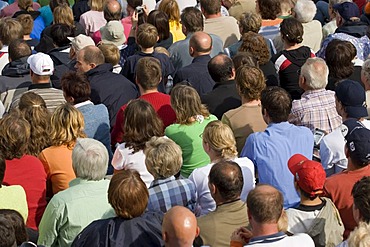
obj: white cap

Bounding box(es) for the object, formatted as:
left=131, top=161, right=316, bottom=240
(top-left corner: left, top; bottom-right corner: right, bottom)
left=27, top=53, right=54, bottom=76
left=68, top=34, right=95, bottom=51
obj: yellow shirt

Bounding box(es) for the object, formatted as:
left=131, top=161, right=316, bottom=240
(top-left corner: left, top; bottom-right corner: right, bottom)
left=169, top=20, right=185, bottom=42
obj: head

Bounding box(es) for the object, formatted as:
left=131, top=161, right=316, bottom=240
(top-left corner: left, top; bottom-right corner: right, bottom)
left=200, top=0, right=221, bottom=15
left=247, top=184, right=284, bottom=226
left=27, top=52, right=54, bottom=80
left=8, top=39, right=31, bottom=62
left=122, top=99, right=164, bottom=152
left=0, top=112, right=30, bottom=160
left=208, top=54, right=234, bottom=82
left=88, top=0, right=105, bottom=11
left=135, top=57, right=161, bottom=91
left=170, top=84, right=210, bottom=125
left=18, top=92, right=51, bottom=156
left=325, top=39, right=356, bottom=80
left=147, top=10, right=170, bottom=42
left=232, top=52, right=258, bottom=70
left=261, top=86, right=292, bottom=123
left=18, top=0, right=33, bottom=11
left=144, top=136, right=182, bottom=179
left=158, top=0, right=180, bottom=22
left=69, top=34, right=95, bottom=59
left=100, top=20, right=126, bottom=46
left=108, top=169, right=149, bottom=219
left=294, top=0, right=316, bottom=23
left=328, top=0, right=352, bottom=19
left=352, top=176, right=370, bottom=224
left=99, top=43, right=120, bottom=67
left=49, top=0, right=69, bottom=13
left=50, top=23, right=74, bottom=48
left=280, top=17, right=303, bottom=45
left=335, top=80, right=367, bottom=119
left=238, top=11, right=262, bottom=35
left=75, top=46, right=105, bottom=73
left=162, top=206, right=200, bottom=247
left=180, top=7, right=203, bottom=34
left=280, top=0, right=295, bottom=16
left=209, top=160, right=243, bottom=202
left=299, top=57, right=329, bottom=90
left=136, top=23, right=158, bottom=49
left=0, top=216, right=16, bottom=247
left=256, top=0, right=281, bottom=20
left=61, top=71, right=91, bottom=104
left=15, top=14, right=33, bottom=36
left=103, top=0, right=122, bottom=21
left=334, top=2, right=360, bottom=26
left=53, top=3, right=74, bottom=26
left=50, top=103, right=86, bottom=147
left=239, top=31, right=269, bottom=65
left=0, top=210, right=27, bottom=245
left=189, top=31, right=212, bottom=57
left=127, top=0, right=142, bottom=12
left=202, top=120, right=238, bottom=159
left=347, top=221, right=370, bottom=247
left=362, top=59, right=370, bottom=90
left=236, top=65, right=266, bottom=101
left=0, top=18, right=23, bottom=47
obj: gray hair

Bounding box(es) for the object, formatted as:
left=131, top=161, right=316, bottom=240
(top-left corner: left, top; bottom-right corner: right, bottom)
left=294, top=0, right=317, bottom=23
left=72, top=138, right=108, bottom=180
left=362, top=59, right=370, bottom=86
left=301, top=57, right=329, bottom=90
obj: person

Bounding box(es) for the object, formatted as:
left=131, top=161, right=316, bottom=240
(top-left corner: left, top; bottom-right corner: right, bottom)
left=71, top=170, right=164, bottom=246
left=271, top=18, right=315, bottom=100
left=120, top=0, right=142, bottom=42
left=231, top=51, right=258, bottom=70
left=230, top=185, right=315, bottom=246
left=111, top=57, right=176, bottom=146
left=68, top=34, right=95, bottom=62
left=222, top=0, right=256, bottom=20
left=0, top=209, right=29, bottom=245
left=112, top=99, right=163, bottom=187
left=201, top=54, right=241, bottom=119
left=16, top=14, right=38, bottom=47
left=200, top=0, right=240, bottom=48
left=241, top=86, right=314, bottom=208
left=147, top=10, right=173, bottom=49
left=79, top=0, right=106, bottom=36
left=38, top=138, right=115, bottom=246
left=158, top=0, right=185, bottom=42
left=162, top=206, right=200, bottom=247
left=0, top=113, right=47, bottom=230
left=145, top=137, right=197, bottom=213
left=189, top=120, right=255, bottom=215
left=256, top=0, right=283, bottom=40
left=197, top=160, right=249, bottom=246
left=362, top=58, right=370, bottom=116
left=75, top=45, right=138, bottom=126
left=0, top=216, right=17, bottom=247
left=98, top=43, right=122, bottom=73
left=288, top=57, right=342, bottom=133
left=0, top=0, right=40, bottom=18
left=38, top=103, right=86, bottom=196
left=165, top=85, right=218, bottom=178
left=173, top=31, right=215, bottom=95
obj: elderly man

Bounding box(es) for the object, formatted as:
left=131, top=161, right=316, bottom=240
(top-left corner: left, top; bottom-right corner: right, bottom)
left=38, top=138, right=115, bottom=246
left=289, top=57, right=342, bottom=133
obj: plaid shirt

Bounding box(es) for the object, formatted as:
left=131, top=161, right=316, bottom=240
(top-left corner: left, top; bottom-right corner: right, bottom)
left=289, top=89, right=342, bottom=133
left=147, top=176, right=197, bottom=213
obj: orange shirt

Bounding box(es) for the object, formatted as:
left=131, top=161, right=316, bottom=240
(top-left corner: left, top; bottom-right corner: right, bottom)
left=261, top=18, right=283, bottom=27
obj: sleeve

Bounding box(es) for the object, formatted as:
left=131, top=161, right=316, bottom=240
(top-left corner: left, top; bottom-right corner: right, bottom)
left=79, top=15, right=88, bottom=35
left=38, top=151, right=51, bottom=179
left=320, top=137, right=334, bottom=170
left=110, top=106, right=125, bottom=145
left=221, top=114, right=232, bottom=129
left=240, top=134, right=255, bottom=161
left=111, top=145, right=128, bottom=170
left=37, top=201, right=63, bottom=247
left=288, top=103, right=302, bottom=126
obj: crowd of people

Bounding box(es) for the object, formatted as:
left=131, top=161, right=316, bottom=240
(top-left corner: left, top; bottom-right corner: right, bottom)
left=0, top=0, right=370, bottom=246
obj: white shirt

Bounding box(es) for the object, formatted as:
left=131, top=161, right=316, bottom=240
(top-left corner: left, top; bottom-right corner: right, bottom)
left=0, top=46, right=9, bottom=75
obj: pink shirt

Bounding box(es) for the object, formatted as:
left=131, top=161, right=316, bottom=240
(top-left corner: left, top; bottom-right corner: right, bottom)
left=79, top=10, right=106, bottom=36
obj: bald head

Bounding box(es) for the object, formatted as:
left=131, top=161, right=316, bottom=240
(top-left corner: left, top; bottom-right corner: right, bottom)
left=208, top=54, right=235, bottom=82
left=189, top=31, right=212, bottom=56
left=162, top=206, right=199, bottom=247
left=104, top=0, right=122, bottom=21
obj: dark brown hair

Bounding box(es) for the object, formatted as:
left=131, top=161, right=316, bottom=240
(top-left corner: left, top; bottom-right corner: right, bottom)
left=261, top=86, right=292, bottom=123
left=135, top=57, right=161, bottom=90
left=326, top=39, right=356, bottom=80
left=352, top=176, right=370, bottom=223
left=8, top=39, right=31, bottom=61
left=200, top=0, right=221, bottom=15
left=147, top=11, right=170, bottom=42
left=61, top=72, right=91, bottom=104
left=180, top=7, right=203, bottom=32
left=280, top=17, right=303, bottom=44
left=256, top=0, right=281, bottom=20
left=236, top=65, right=266, bottom=101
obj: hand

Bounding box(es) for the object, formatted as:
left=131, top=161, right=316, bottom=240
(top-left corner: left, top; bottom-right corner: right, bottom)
left=230, top=227, right=253, bottom=245
left=131, top=11, right=138, bottom=25
left=143, top=4, right=149, bottom=16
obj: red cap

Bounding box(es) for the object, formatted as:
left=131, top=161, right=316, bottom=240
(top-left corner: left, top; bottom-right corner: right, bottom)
left=288, top=154, right=326, bottom=198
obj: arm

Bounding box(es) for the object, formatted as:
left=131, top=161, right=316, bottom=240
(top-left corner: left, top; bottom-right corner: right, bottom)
left=37, top=201, right=63, bottom=246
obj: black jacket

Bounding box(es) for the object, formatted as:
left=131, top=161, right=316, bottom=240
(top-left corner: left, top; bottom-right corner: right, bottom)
left=0, top=57, right=32, bottom=93
left=335, top=20, right=368, bottom=38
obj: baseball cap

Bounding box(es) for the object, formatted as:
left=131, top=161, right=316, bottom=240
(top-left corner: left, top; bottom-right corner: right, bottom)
left=100, top=21, right=126, bottom=46
left=27, top=53, right=54, bottom=76
left=342, top=119, right=370, bottom=164
left=333, top=2, right=360, bottom=21
left=335, top=79, right=368, bottom=119
left=68, top=34, right=95, bottom=51
left=288, top=154, right=326, bottom=198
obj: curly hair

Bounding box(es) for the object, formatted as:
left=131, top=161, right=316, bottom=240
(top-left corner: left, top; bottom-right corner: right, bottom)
left=238, top=31, right=270, bottom=65
left=239, top=11, right=262, bottom=34
left=236, top=65, right=266, bottom=101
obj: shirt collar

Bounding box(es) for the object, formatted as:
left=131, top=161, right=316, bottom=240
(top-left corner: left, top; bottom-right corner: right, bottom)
left=69, top=177, right=100, bottom=187
left=249, top=232, right=286, bottom=245
left=301, top=89, right=326, bottom=98
left=74, top=100, right=93, bottom=108
left=28, top=82, right=52, bottom=90
left=149, top=176, right=176, bottom=188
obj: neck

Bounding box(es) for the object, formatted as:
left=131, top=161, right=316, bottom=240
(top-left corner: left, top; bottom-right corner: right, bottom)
left=251, top=223, right=280, bottom=238
left=32, top=80, right=50, bottom=84
left=141, top=47, right=154, bottom=53
left=285, top=43, right=301, bottom=50
left=140, top=88, right=158, bottom=95
left=216, top=197, right=239, bottom=206
left=301, top=196, right=322, bottom=206
left=23, top=35, right=31, bottom=40
left=205, top=13, right=221, bottom=19
left=242, top=98, right=261, bottom=106
left=210, top=154, right=222, bottom=163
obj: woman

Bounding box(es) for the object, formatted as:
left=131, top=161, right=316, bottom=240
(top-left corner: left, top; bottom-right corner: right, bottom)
left=38, top=103, right=86, bottom=196
left=79, top=0, right=106, bottom=36
left=188, top=120, right=255, bottom=215
left=147, top=10, right=173, bottom=49
left=120, top=0, right=143, bottom=42
left=112, top=99, right=164, bottom=187
left=165, top=84, right=218, bottom=178
left=18, top=92, right=51, bottom=157
left=271, top=17, right=315, bottom=100
left=158, top=0, right=185, bottom=42
left=256, top=0, right=282, bottom=40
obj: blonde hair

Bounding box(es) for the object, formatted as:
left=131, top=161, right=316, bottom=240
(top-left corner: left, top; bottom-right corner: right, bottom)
left=158, top=0, right=180, bottom=22
left=348, top=221, right=370, bottom=247
left=18, top=0, right=34, bottom=11
left=144, top=136, right=182, bottom=179
left=202, top=120, right=238, bottom=159
left=0, top=18, right=23, bottom=47
left=99, top=43, right=120, bottom=66
left=53, top=4, right=75, bottom=27
left=16, top=14, right=33, bottom=35
left=89, top=0, right=105, bottom=11
left=50, top=103, right=86, bottom=148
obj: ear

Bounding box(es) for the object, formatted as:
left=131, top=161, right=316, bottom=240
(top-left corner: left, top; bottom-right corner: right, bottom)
left=209, top=182, right=217, bottom=195
left=90, top=63, right=97, bottom=69
left=231, top=67, right=236, bottom=79
left=195, top=226, right=200, bottom=237
left=162, top=231, right=168, bottom=242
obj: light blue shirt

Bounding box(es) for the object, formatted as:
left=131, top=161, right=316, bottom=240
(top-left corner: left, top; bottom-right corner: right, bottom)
left=241, top=122, right=314, bottom=208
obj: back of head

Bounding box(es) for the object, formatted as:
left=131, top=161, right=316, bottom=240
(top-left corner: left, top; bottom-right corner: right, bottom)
left=236, top=65, right=266, bottom=101
left=200, top=0, right=221, bottom=15
left=261, top=86, right=292, bottom=123
left=104, top=0, right=122, bottom=22
left=136, top=23, right=158, bottom=49
left=99, top=43, right=120, bottom=67
left=208, top=54, right=234, bottom=82
left=239, top=11, right=262, bottom=34
left=80, top=45, right=105, bottom=66
left=239, top=31, right=269, bottom=65
left=325, top=39, right=356, bottom=79
left=209, top=160, right=243, bottom=201
left=147, top=10, right=170, bottom=42
left=0, top=216, right=16, bottom=247
left=50, top=23, right=74, bottom=47
left=89, top=0, right=105, bottom=11
left=49, top=0, right=69, bottom=12
left=158, top=0, right=180, bottom=22
left=280, top=17, right=303, bottom=44
left=247, top=184, right=284, bottom=224
left=347, top=221, right=370, bottom=247
left=127, top=0, right=142, bottom=9
left=18, top=0, right=33, bottom=11
left=53, top=3, right=74, bottom=26
left=256, top=0, right=281, bottom=20
left=0, top=18, right=23, bottom=47
left=0, top=209, right=27, bottom=245
left=8, top=39, right=31, bottom=61
left=181, top=7, right=203, bottom=33
left=189, top=31, right=212, bottom=56
left=108, top=169, right=149, bottom=218
left=301, top=57, right=329, bottom=90
left=61, top=71, right=91, bottom=104
left=352, top=176, right=370, bottom=223
left=136, top=57, right=161, bottom=90
left=232, top=52, right=258, bottom=70
left=15, top=14, right=33, bottom=35
left=294, top=0, right=317, bottom=23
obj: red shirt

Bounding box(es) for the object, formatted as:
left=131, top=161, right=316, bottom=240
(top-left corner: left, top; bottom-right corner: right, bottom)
left=3, top=155, right=47, bottom=230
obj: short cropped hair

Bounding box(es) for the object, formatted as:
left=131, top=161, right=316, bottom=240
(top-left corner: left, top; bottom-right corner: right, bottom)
left=209, top=160, right=243, bottom=201
left=280, top=17, right=303, bottom=44
left=200, top=0, right=221, bottom=15
left=50, top=23, right=74, bottom=47
left=15, top=14, right=33, bottom=35
left=0, top=18, right=23, bottom=46
left=8, top=39, right=31, bottom=61
left=256, top=0, right=281, bottom=20
left=239, top=11, right=262, bottom=34
left=61, top=72, right=91, bottom=104
left=294, top=0, right=317, bottom=23
left=301, top=57, right=329, bottom=90
left=326, top=40, right=356, bottom=80
left=181, top=7, right=203, bottom=33
left=0, top=209, right=27, bottom=245
left=108, top=169, right=149, bottom=219
left=239, top=31, right=270, bottom=65
left=236, top=65, right=266, bottom=101
left=352, top=176, right=370, bottom=223
left=136, top=23, right=158, bottom=49
left=261, top=86, right=292, bottom=123
left=208, top=54, right=234, bottom=82
left=144, top=136, right=182, bottom=179
left=99, top=43, right=120, bottom=66
left=81, top=46, right=105, bottom=65
left=0, top=216, right=16, bottom=247
left=135, top=57, right=162, bottom=90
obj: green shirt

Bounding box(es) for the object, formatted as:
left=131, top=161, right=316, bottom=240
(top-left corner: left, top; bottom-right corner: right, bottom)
left=0, top=185, right=28, bottom=222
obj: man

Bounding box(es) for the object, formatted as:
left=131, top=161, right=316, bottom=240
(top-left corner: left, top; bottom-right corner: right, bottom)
left=38, top=138, right=115, bottom=246
left=231, top=185, right=315, bottom=246
left=201, top=54, right=241, bottom=119
left=241, top=87, right=314, bottom=208
left=289, top=57, right=342, bottom=133
left=200, top=0, right=240, bottom=48
left=222, top=0, right=256, bottom=20
left=168, top=7, right=224, bottom=72
left=173, top=31, right=215, bottom=96
left=162, top=206, right=200, bottom=247
left=111, top=57, right=176, bottom=146
left=75, top=45, right=138, bottom=126
left=197, top=160, right=249, bottom=247
left=324, top=119, right=370, bottom=239
left=9, top=52, right=65, bottom=112
left=68, top=34, right=95, bottom=61
left=317, top=2, right=370, bottom=61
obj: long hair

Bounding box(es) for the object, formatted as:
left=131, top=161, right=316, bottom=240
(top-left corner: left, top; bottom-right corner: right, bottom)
left=53, top=4, right=75, bottom=28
